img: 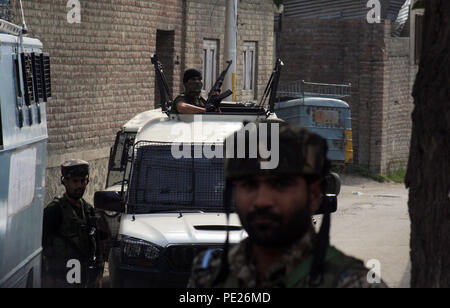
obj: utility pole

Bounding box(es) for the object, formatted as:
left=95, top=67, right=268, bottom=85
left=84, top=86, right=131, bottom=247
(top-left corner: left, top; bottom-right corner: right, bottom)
left=223, top=0, right=237, bottom=101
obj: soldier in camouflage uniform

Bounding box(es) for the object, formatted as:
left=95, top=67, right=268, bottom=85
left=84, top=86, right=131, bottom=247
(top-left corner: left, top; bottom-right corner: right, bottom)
left=173, top=69, right=219, bottom=114
left=188, top=122, right=388, bottom=288
left=42, top=160, right=105, bottom=288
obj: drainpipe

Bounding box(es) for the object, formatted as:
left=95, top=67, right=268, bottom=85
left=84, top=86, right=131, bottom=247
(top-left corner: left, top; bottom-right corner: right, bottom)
left=223, top=0, right=237, bottom=102
left=181, top=0, right=187, bottom=91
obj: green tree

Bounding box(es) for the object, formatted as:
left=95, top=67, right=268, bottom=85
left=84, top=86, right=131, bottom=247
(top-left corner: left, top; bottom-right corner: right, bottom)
left=406, top=0, right=450, bottom=288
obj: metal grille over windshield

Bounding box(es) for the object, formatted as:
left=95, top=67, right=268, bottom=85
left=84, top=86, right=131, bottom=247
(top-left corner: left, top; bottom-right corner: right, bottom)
left=127, top=142, right=226, bottom=213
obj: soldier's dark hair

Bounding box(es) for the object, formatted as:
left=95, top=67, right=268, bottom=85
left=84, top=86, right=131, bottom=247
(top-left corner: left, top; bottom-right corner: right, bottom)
left=183, top=69, right=202, bottom=83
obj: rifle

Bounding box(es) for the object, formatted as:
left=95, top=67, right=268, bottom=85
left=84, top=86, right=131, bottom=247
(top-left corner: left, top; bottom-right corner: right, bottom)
left=151, top=55, right=173, bottom=114
left=205, top=60, right=233, bottom=112
left=85, top=207, right=104, bottom=288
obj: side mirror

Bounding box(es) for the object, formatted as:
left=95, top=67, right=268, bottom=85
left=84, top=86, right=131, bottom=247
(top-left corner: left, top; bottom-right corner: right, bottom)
left=314, top=172, right=341, bottom=215
left=315, top=194, right=337, bottom=215
left=94, top=191, right=125, bottom=213
left=324, top=172, right=341, bottom=196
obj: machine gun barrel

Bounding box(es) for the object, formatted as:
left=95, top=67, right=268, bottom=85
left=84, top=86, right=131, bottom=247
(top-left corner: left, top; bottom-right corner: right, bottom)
left=268, top=58, right=283, bottom=113
left=259, top=58, right=284, bottom=115
left=151, top=55, right=172, bottom=114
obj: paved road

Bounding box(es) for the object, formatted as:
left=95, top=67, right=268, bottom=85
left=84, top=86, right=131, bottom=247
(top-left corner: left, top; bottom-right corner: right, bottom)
left=325, top=175, right=411, bottom=288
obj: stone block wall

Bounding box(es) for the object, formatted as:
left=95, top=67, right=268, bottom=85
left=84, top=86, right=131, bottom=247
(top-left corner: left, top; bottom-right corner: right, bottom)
left=9, top=0, right=274, bottom=203
left=382, top=35, right=415, bottom=173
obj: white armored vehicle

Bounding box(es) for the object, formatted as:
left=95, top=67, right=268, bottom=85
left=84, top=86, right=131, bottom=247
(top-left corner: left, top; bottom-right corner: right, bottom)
left=95, top=58, right=338, bottom=287
left=98, top=111, right=270, bottom=287
left=94, top=57, right=283, bottom=288
left=0, top=12, right=51, bottom=288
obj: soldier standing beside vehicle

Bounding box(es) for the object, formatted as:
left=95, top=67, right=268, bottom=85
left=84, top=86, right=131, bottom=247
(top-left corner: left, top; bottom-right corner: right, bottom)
left=42, top=160, right=105, bottom=288
left=188, top=122, right=388, bottom=288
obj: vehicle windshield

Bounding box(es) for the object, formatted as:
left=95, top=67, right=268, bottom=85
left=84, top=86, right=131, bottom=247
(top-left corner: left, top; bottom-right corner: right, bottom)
left=126, top=141, right=232, bottom=214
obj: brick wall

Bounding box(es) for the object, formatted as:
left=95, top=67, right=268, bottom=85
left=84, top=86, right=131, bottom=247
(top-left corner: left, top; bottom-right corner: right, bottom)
left=382, top=35, right=415, bottom=173
left=183, top=0, right=274, bottom=101
left=10, top=0, right=274, bottom=203
left=278, top=17, right=416, bottom=174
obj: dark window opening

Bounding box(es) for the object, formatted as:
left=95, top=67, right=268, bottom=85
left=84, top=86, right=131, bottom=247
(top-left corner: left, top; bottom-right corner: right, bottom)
left=14, top=56, right=22, bottom=99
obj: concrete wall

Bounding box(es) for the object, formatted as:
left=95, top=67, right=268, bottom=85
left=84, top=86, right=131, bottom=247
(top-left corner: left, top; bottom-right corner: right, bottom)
left=278, top=17, right=416, bottom=174
left=9, top=0, right=275, bottom=204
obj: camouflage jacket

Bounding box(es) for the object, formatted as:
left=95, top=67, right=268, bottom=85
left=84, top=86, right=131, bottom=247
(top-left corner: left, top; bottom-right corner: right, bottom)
left=188, top=230, right=388, bottom=288
left=172, top=94, right=206, bottom=112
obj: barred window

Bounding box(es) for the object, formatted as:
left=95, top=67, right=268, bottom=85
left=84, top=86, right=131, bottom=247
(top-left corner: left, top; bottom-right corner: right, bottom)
left=242, top=41, right=257, bottom=100
left=202, top=39, right=219, bottom=93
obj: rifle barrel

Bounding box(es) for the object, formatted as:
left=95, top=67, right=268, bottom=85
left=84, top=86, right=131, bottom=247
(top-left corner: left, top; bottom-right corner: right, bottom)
left=207, top=60, right=233, bottom=105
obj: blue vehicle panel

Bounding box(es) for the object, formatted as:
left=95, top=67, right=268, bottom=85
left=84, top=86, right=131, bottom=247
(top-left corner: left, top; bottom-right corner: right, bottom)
left=275, top=97, right=353, bottom=164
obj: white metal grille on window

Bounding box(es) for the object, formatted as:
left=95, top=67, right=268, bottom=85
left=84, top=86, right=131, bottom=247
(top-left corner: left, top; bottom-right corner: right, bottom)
left=202, top=40, right=218, bottom=92
left=243, top=42, right=256, bottom=97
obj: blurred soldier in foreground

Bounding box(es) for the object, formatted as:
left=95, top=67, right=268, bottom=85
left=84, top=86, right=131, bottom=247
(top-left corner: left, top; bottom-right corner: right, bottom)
left=42, top=160, right=106, bottom=288
left=188, top=122, right=387, bottom=288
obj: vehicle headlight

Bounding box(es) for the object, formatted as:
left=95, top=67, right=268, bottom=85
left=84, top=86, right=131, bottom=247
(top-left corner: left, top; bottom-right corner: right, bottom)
left=119, top=235, right=162, bottom=265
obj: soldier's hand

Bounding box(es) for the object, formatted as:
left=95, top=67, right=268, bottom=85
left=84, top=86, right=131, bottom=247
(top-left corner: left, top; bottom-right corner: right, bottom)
left=205, top=103, right=217, bottom=113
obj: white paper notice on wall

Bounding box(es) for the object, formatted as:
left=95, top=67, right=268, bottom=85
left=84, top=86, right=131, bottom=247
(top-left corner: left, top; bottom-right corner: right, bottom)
left=8, top=147, right=37, bottom=216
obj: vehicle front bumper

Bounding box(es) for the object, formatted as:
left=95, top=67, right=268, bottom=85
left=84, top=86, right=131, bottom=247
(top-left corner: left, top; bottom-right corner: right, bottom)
left=108, top=246, right=217, bottom=288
